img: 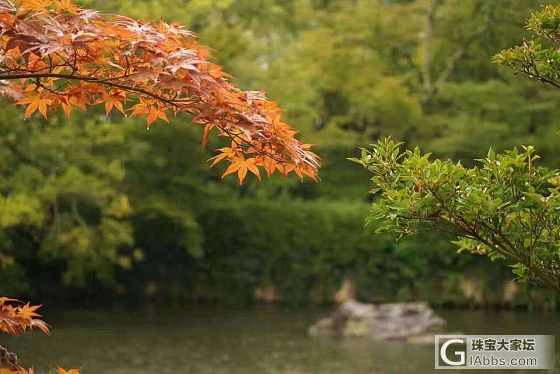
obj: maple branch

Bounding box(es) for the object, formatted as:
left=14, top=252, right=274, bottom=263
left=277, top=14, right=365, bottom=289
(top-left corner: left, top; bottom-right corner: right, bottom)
left=0, top=72, right=179, bottom=107
left=0, top=344, right=19, bottom=370
left=217, top=125, right=290, bottom=164
left=0, top=72, right=290, bottom=163
left=0, top=0, right=320, bottom=183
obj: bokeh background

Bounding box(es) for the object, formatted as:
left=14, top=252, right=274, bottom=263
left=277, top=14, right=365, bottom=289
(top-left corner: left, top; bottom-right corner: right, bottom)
left=1, top=0, right=560, bottom=373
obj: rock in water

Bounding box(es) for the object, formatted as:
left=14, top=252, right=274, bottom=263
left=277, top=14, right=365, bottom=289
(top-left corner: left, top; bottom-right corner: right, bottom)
left=308, top=299, right=446, bottom=342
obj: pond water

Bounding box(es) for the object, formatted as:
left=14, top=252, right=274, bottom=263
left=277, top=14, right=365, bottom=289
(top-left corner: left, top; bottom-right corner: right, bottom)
left=2, top=305, right=559, bottom=374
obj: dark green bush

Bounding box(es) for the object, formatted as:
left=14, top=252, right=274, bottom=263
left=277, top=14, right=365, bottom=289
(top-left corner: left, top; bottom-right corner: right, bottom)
left=2, top=193, right=553, bottom=308
left=194, top=199, right=542, bottom=307
left=198, top=200, right=376, bottom=305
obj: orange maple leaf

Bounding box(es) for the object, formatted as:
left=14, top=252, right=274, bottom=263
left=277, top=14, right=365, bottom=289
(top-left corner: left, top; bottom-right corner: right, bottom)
left=130, top=102, right=169, bottom=126
left=146, top=108, right=169, bottom=126
left=260, top=156, right=277, bottom=177
left=99, top=91, right=126, bottom=116
left=17, top=94, right=52, bottom=119
left=208, top=146, right=238, bottom=167
left=16, top=303, right=41, bottom=320
left=222, top=157, right=260, bottom=184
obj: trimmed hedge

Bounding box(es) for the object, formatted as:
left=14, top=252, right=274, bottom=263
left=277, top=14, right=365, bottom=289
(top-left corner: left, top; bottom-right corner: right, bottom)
left=6, top=196, right=555, bottom=308
left=192, top=199, right=551, bottom=307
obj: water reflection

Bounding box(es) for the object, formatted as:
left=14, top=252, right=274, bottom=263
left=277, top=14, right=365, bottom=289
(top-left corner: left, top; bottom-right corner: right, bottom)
left=1, top=305, right=559, bottom=373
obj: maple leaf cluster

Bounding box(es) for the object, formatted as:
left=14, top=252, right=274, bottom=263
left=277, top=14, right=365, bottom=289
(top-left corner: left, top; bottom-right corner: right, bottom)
left=0, top=0, right=320, bottom=183
left=0, top=297, right=46, bottom=372
left=0, top=297, right=49, bottom=337
left=0, top=298, right=79, bottom=374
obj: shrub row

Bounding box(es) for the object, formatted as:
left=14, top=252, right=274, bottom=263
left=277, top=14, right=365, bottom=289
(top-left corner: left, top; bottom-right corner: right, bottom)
left=3, top=197, right=555, bottom=308
left=130, top=199, right=554, bottom=308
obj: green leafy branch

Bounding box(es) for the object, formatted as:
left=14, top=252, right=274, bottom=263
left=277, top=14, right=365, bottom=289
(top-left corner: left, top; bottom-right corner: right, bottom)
left=494, top=5, right=560, bottom=89
left=352, top=138, right=560, bottom=289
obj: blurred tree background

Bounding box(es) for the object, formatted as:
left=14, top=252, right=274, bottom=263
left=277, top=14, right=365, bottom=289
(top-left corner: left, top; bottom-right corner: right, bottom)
left=1, top=0, right=559, bottom=308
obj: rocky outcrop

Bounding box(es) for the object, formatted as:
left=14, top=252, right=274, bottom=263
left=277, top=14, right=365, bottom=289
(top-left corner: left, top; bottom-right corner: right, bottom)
left=308, top=299, right=446, bottom=342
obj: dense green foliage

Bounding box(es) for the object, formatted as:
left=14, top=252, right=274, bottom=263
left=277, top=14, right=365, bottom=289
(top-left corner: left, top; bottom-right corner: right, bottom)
left=141, top=199, right=551, bottom=307
left=354, top=139, right=560, bottom=289
left=0, top=106, right=135, bottom=291
left=0, top=108, right=541, bottom=306
left=2, top=0, right=560, bottom=307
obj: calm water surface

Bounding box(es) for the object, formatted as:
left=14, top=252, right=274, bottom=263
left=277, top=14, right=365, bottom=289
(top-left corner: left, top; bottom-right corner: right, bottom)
left=2, top=305, right=560, bottom=374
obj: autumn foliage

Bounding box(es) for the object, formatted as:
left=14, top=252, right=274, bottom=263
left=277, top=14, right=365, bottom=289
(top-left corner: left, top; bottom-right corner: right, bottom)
left=0, top=297, right=76, bottom=374
left=0, top=0, right=319, bottom=184
left=0, top=297, right=77, bottom=373
left=0, top=298, right=47, bottom=372
left=0, top=298, right=48, bottom=337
